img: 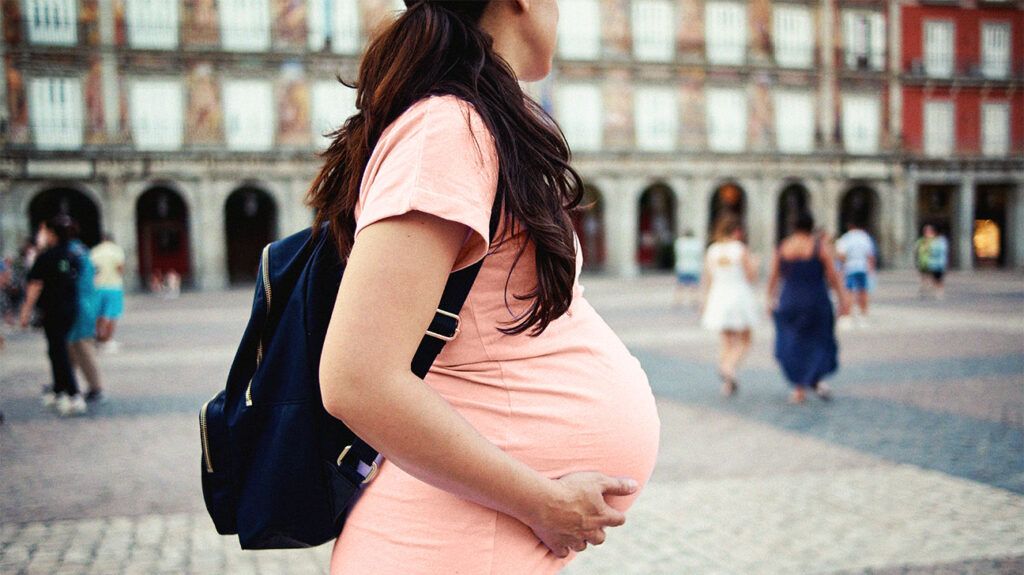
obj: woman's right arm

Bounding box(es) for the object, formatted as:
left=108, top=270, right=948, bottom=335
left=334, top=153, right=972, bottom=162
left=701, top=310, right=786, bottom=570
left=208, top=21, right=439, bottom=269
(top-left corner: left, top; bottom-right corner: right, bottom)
left=319, top=211, right=636, bottom=558
left=18, top=281, right=42, bottom=327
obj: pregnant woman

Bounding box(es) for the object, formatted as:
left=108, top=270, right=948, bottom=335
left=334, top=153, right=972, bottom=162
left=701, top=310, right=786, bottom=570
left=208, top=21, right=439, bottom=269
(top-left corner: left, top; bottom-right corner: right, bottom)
left=309, top=2, right=660, bottom=573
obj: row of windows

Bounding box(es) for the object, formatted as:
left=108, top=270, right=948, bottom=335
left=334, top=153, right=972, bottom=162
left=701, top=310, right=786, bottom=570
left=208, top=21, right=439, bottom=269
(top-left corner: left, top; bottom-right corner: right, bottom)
left=564, top=2, right=884, bottom=70
left=922, top=20, right=1014, bottom=79
left=26, top=0, right=376, bottom=53
left=26, top=75, right=1015, bottom=158
left=25, top=0, right=889, bottom=71
left=556, top=85, right=885, bottom=155
left=923, top=101, right=1011, bottom=158
left=27, top=76, right=356, bottom=151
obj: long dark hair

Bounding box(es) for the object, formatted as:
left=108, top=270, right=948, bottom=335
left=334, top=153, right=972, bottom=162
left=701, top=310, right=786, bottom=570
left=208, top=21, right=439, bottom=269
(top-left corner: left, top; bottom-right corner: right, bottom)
left=307, top=0, right=583, bottom=336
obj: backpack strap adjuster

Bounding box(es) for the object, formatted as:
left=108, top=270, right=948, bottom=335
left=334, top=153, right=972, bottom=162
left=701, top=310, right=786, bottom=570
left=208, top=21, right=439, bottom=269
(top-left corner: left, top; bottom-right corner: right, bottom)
left=425, top=308, right=461, bottom=342
left=337, top=445, right=380, bottom=485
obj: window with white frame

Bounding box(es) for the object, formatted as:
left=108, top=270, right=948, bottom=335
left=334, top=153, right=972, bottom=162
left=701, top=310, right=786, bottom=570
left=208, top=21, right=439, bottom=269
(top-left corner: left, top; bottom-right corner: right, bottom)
left=634, top=87, right=678, bottom=152
left=841, top=94, right=880, bottom=155
left=773, top=90, right=814, bottom=153
left=223, top=80, right=274, bottom=151
left=773, top=5, right=813, bottom=69
left=981, top=102, right=1009, bottom=157
left=129, top=80, right=183, bottom=151
left=632, top=0, right=674, bottom=62
left=705, top=87, right=747, bottom=152
left=923, top=101, right=954, bottom=157
left=555, top=84, right=603, bottom=151
left=923, top=20, right=954, bottom=78
left=981, top=22, right=1011, bottom=79
left=125, top=0, right=178, bottom=49
left=26, top=0, right=77, bottom=45
left=558, top=0, right=601, bottom=60
left=842, top=10, right=885, bottom=71
left=219, top=0, right=271, bottom=51
left=705, top=2, right=747, bottom=65
left=311, top=81, right=357, bottom=149
left=308, top=0, right=361, bottom=54
left=29, top=77, right=83, bottom=150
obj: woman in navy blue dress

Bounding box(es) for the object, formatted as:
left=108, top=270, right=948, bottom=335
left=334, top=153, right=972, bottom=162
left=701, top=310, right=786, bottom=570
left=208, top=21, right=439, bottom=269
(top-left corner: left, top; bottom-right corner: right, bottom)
left=767, top=212, right=851, bottom=404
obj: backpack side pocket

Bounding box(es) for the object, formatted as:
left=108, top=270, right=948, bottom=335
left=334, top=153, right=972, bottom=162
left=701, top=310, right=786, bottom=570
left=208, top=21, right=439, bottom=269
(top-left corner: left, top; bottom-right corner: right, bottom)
left=200, top=392, right=237, bottom=535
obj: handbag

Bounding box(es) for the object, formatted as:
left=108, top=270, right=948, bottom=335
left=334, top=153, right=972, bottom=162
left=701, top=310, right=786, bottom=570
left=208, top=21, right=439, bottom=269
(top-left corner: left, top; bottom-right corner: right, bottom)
left=200, top=225, right=483, bottom=549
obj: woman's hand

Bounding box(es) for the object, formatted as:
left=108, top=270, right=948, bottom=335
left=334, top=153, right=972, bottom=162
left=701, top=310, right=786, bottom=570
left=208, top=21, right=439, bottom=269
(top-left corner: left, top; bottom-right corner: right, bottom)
left=524, top=471, right=637, bottom=558
left=837, top=291, right=853, bottom=317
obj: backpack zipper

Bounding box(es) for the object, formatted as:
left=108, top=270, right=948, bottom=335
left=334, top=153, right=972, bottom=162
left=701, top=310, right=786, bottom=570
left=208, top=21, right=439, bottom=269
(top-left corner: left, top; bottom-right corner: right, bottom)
left=199, top=398, right=214, bottom=473
left=246, top=245, right=273, bottom=407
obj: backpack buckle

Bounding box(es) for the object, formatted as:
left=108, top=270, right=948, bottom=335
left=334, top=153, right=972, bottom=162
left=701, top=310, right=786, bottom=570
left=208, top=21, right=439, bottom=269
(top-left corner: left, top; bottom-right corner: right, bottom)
left=336, top=445, right=380, bottom=485
left=425, top=308, right=461, bottom=342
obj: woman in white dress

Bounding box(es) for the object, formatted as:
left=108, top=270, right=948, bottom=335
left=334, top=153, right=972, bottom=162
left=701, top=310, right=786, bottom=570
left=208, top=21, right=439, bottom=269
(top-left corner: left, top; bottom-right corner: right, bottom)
left=701, top=217, right=760, bottom=396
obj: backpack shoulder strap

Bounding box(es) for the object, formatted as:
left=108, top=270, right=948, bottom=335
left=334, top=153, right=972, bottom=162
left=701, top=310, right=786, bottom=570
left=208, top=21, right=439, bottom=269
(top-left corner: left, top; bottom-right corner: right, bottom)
left=343, top=212, right=498, bottom=481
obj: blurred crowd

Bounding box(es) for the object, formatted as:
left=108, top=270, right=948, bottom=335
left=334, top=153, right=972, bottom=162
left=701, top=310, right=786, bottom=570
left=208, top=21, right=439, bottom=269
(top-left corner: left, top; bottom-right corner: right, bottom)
left=675, top=213, right=950, bottom=404
left=1, top=216, right=126, bottom=417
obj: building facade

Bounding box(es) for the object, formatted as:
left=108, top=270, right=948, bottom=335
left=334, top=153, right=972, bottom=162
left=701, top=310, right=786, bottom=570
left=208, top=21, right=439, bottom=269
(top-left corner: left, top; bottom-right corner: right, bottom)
left=1, top=0, right=1022, bottom=291
left=897, top=0, right=1024, bottom=269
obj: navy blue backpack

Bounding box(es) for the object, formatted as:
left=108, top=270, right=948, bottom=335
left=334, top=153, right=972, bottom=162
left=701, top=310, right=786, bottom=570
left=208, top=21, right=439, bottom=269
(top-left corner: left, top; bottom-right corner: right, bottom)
left=200, top=225, right=483, bottom=549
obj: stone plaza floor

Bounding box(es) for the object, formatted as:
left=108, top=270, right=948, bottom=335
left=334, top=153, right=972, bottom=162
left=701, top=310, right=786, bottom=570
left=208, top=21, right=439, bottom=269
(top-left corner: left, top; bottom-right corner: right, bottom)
left=1, top=270, right=1022, bottom=574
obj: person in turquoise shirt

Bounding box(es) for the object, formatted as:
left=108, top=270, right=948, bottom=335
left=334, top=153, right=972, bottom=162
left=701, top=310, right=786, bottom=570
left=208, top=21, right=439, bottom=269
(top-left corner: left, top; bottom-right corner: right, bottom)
left=68, top=232, right=106, bottom=402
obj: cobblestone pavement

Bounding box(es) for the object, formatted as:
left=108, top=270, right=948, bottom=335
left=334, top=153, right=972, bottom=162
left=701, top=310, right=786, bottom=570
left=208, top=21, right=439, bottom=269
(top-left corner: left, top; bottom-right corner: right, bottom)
left=1, top=271, right=1022, bottom=574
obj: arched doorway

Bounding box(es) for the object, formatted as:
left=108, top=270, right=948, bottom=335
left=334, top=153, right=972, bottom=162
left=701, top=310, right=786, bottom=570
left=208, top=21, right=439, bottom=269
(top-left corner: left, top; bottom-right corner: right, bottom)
left=708, top=182, right=747, bottom=241
left=637, top=183, right=677, bottom=270
left=570, top=185, right=606, bottom=270
left=28, top=187, right=102, bottom=247
left=136, top=186, right=192, bottom=289
left=225, top=186, right=278, bottom=285
left=840, top=185, right=881, bottom=267
left=839, top=186, right=879, bottom=238
left=776, top=183, right=809, bottom=244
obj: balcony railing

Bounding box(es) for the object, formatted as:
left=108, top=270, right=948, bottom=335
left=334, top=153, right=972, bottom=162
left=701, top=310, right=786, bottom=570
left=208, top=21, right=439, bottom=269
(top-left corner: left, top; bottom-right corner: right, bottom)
left=905, top=57, right=1022, bottom=82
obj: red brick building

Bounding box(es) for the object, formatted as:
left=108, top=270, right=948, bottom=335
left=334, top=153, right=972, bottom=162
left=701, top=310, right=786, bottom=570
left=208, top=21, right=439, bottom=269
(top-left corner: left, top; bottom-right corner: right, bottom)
left=897, top=0, right=1023, bottom=268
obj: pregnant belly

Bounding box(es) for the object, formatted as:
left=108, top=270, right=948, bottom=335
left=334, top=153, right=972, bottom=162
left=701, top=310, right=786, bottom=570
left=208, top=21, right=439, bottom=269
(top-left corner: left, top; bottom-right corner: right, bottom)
left=427, top=326, right=660, bottom=494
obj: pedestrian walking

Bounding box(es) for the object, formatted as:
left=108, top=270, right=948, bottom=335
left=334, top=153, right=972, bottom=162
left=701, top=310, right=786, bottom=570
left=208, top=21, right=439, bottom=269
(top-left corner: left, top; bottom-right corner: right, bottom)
left=914, top=225, right=933, bottom=297
left=673, top=229, right=703, bottom=308
left=305, top=3, right=659, bottom=573
left=767, top=211, right=851, bottom=404
left=3, top=239, right=35, bottom=326
left=90, top=234, right=126, bottom=352
left=700, top=217, right=759, bottom=396
left=19, top=215, right=87, bottom=416
left=68, top=233, right=106, bottom=403
left=927, top=226, right=949, bottom=300
left=835, top=221, right=876, bottom=328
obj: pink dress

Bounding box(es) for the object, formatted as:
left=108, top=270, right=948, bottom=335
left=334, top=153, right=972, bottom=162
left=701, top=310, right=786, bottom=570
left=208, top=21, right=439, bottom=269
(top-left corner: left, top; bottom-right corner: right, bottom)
left=330, top=95, right=660, bottom=574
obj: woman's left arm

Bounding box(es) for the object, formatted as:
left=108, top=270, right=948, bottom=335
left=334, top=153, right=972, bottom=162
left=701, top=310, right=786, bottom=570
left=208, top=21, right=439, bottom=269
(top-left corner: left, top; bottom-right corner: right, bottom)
left=819, top=241, right=851, bottom=316
left=742, top=248, right=758, bottom=284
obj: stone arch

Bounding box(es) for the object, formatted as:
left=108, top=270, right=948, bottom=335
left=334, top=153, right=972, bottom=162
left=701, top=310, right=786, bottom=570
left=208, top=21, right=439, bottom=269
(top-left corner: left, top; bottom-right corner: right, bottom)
left=136, top=185, right=192, bottom=289
left=707, top=181, right=747, bottom=242
left=776, top=181, right=810, bottom=244
left=637, top=182, right=678, bottom=270
left=225, top=185, right=279, bottom=285
left=840, top=184, right=882, bottom=266
left=570, top=184, right=607, bottom=270
left=27, top=186, right=103, bottom=247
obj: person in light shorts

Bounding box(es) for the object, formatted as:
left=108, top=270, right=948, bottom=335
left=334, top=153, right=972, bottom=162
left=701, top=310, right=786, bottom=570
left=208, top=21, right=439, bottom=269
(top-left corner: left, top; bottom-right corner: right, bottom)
left=90, top=235, right=126, bottom=351
left=673, top=230, right=703, bottom=307
left=836, top=222, right=876, bottom=327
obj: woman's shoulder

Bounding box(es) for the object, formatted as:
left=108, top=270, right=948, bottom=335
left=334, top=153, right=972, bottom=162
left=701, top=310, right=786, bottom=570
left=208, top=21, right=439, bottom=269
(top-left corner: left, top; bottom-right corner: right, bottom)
left=383, top=95, right=491, bottom=141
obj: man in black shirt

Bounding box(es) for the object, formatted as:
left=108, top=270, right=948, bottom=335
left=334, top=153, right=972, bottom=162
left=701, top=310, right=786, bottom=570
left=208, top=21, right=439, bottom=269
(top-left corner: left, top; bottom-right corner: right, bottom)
left=19, top=215, right=86, bottom=416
